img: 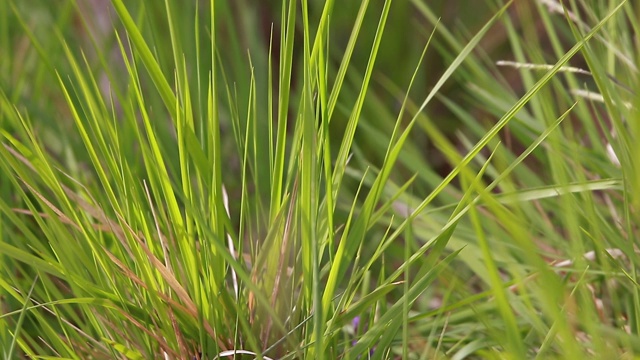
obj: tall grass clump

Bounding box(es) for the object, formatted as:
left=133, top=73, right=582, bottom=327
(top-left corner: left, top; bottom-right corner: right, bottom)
left=1, top=0, right=638, bottom=358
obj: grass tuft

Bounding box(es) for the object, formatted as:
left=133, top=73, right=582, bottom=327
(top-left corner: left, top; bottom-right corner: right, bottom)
left=1, top=0, right=637, bottom=358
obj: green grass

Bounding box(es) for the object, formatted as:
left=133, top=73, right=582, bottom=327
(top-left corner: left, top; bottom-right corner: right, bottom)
left=1, top=0, right=638, bottom=358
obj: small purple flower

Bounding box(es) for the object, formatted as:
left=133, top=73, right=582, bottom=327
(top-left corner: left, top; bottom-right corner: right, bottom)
left=351, top=316, right=375, bottom=358
left=352, top=316, right=361, bottom=347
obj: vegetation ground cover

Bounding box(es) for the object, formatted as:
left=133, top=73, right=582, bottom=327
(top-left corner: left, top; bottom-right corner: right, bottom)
left=1, top=0, right=638, bottom=359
